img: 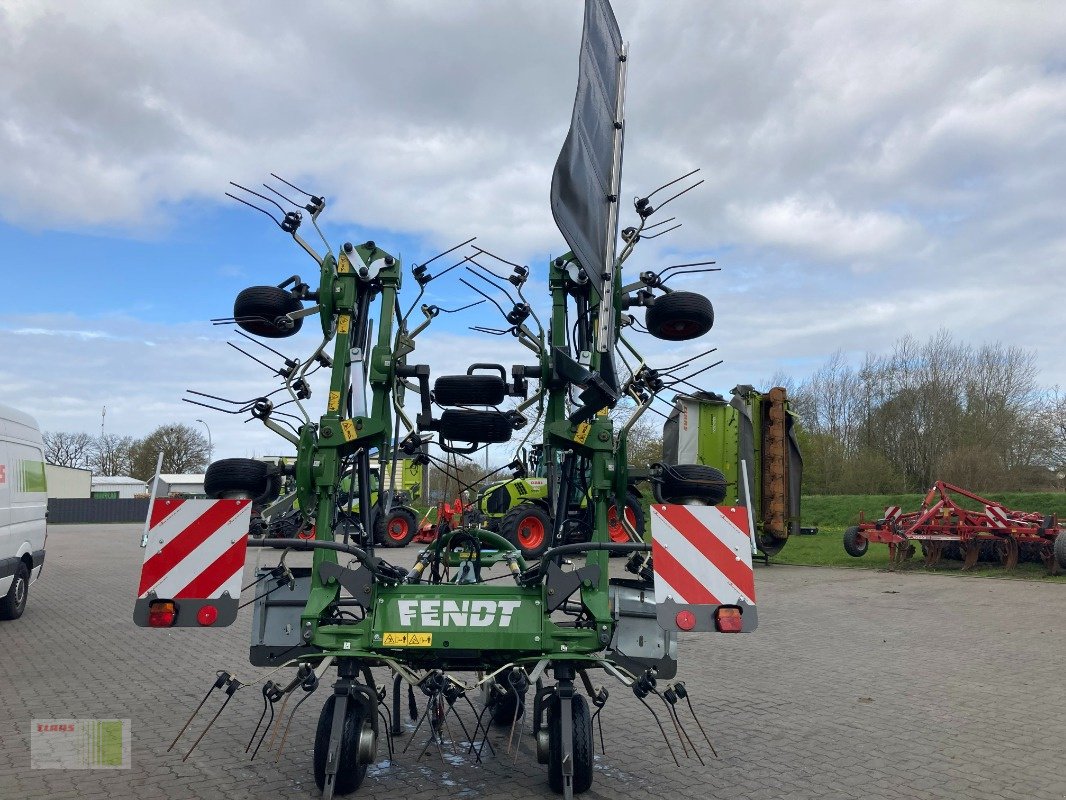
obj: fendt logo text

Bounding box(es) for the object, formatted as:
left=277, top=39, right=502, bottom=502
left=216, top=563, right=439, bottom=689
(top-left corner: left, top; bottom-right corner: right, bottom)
left=397, top=599, right=522, bottom=627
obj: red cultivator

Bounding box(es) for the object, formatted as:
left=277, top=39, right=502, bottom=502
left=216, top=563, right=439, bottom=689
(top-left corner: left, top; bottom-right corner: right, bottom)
left=843, top=481, right=1066, bottom=574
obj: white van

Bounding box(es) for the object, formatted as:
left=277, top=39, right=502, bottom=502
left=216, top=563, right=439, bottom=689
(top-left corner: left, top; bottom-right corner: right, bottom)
left=0, top=403, right=48, bottom=620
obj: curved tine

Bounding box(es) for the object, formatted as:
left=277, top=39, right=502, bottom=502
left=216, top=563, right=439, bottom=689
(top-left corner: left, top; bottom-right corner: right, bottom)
left=466, top=261, right=518, bottom=304
left=665, top=359, right=724, bottom=388
left=438, top=299, right=485, bottom=314
left=659, top=347, right=719, bottom=373
left=185, top=388, right=260, bottom=407
left=225, top=192, right=282, bottom=227
left=636, top=695, right=680, bottom=767
left=471, top=245, right=523, bottom=271
left=230, top=182, right=288, bottom=216
left=182, top=397, right=247, bottom=415
left=234, top=329, right=290, bottom=359
left=643, top=168, right=701, bottom=201
left=644, top=216, right=676, bottom=230
left=433, top=253, right=478, bottom=282
left=659, top=259, right=718, bottom=279
left=269, top=173, right=319, bottom=200
left=643, top=223, right=682, bottom=240
left=419, top=236, right=477, bottom=269
left=273, top=685, right=318, bottom=763
left=250, top=699, right=276, bottom=760
left=227, top=343, right=280, bottom=373
left=653, top=178, right=705, bottom=213
left=459, top=278, right=509, bottom=318
left=262, top=183, right=303, bottom=210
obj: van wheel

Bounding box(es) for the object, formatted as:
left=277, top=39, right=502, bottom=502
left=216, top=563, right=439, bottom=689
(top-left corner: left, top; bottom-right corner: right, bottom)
left=0, top=562, right=29, bottom=621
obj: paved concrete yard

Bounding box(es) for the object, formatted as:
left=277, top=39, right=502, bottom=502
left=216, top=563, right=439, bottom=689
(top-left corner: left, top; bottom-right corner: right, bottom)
left=1, top=523, right=1064, bottom=800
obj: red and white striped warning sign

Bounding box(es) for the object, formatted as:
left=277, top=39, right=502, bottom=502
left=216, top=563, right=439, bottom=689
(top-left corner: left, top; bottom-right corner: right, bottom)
left=984, top=504, right=1011, bottom=529
left=134, top=498, right=252, bottom=628
left=651, top=504, right=757, bottom=629
left=884, top=505, right=902, bottom=522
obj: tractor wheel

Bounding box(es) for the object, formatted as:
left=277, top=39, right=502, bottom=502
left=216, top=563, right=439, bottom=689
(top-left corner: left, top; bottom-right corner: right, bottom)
left=843, top=526, right=868, bottom=558
left=438, top=410, right=513, bottom=444
left=501, top=503, right=552, bottom=560
left=645, top=291, right=714, bottom=341
left=606, top=492, right=645, bottom=544
left=653, top=464, right=726, bottom=505
left=1055, top=531, right=1066, bottom=570
left=204, top=458, right=279, bottom=506
left=313, top=694, right=372, bottom=795
left=375, top=506, right=418, bottom=548
left=547, top=693, right=594, bottom=795
left=0, top=561, right=30, bottom=621
left=233, top=286, right=303, bottom=339
left=433, top=375, right=507, bottom=407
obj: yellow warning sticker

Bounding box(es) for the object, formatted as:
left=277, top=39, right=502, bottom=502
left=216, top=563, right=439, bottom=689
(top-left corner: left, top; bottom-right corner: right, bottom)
left=328, top=391, right=341, bottom=412
left=383, top=632, right=432, bottom=647
left=574, top=421, right=592, bottom=444
left=337, top=315, right=351, bottom=334
left=596, top=407, right=610, bottom=417
left=340, top=419, right=358, bottom=441
left=338, top=253, right=352, bottom=273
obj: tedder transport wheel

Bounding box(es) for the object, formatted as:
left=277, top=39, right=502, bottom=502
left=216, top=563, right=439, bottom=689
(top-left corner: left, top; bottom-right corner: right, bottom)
left=233, top=285, right=304, bottom=338
left=547, top=693, right=594, bottom=795
left=204, top=458, right=279, bottom=505
left=645, top=291, right=714, bottom=341
left=501, top=503, right=552, bottom=560
left=313, top=694, right=372, bottom=795
left=606, top=492, right=645, bottom=544
left=375, top=506, right=418, bottom=548
left=843, top=526, right=868, bottom=558
left=433, top=375, right=507, bottom=407
left=437, top=409, right=513, bottom=444
left=1056, top=531, right=1066, bottom=570
left=654, top=464, right=727, bottom=505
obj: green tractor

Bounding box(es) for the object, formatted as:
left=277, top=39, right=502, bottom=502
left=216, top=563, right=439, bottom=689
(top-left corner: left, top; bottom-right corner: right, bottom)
left=659, top=385, right=802, bottom=556
left=476, top=444, right=645, bottom=560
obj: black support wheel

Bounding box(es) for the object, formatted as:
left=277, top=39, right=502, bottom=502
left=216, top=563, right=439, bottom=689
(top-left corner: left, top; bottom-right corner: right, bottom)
left=1054, top=531, right=1066, bottom=570
left=645, top=291, right=714, bottom=341
left=547, top=693, right=593, bottom=795
left=843, top=525, right=868, bottom=558
left=438, top=410, right=513, bottom=444
left=204, top=458, right=278, bottom=505
left=375, top=506, right=419, bottom=548
left=233, top=285, right=304, bottom=338
left=313, top=694, right=371, bottom=796
left=653, top=464, right=727, bottom=505
left=433, top=375, right=507, bottom=407
left=500, top=503, right=552, bottom=560
left=0, top=561, right=29, bottom=621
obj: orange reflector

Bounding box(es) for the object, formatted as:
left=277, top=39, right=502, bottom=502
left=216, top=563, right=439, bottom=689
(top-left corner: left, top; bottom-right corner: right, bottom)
left=715, top=606, right=742, bottom=633
left=675, top=610, right=696, bottom=631
left=196, top=605, right=219, bottom=626
left=148, top=600, right=177, bottom=628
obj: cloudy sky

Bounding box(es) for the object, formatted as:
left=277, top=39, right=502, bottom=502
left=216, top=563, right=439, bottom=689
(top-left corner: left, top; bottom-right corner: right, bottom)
left=1, top=0, right=1063, bottom=462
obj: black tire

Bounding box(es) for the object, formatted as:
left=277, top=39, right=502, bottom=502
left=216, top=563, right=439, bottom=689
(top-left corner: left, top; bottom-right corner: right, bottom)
left=0, top=561, right=29, bottom=621
left=547, top=693, right=594, bottom=795
left=438, top=410, right=512, bottom=444
left=433, top=375, right=506, bottom=407
left=204, top=458, right=276, bottom=505
left=490, top=669, right=527, bottom=726
left=1055, top=531, right=1066, bottom=570
left=313, top=694, right=371, bottom=795
left=375, top=506, right=419, bottom=548
left=654, top=464, right=727, bottom=505
left=843, top=526, right=868, bottom=558
left=233, top=286, right=303, bottom=339
left=645, top=291, right=714, bottom=341
left=500, top=503, right=553, bottom=560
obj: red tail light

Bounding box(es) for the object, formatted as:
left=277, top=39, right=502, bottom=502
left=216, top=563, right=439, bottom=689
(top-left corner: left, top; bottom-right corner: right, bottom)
left=148, top=600, right=177, bottom=627
left=715, top=606, right=743, bottom=633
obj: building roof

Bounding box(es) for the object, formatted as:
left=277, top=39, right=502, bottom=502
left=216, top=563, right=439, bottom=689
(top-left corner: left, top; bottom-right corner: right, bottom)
left=92, top=476, right=146, bottom=485
left=158, top=474, right=206, bottom=483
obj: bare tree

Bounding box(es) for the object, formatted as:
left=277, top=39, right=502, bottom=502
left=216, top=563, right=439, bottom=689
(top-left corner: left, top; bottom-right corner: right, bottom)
left=92, top=434, right=136, bottom=477
left=42, top=431, right=95, bottom=469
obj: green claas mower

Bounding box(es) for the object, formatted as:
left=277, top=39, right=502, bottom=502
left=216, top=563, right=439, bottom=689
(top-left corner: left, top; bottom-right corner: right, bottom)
left=137, top=2, right=760, bottom=798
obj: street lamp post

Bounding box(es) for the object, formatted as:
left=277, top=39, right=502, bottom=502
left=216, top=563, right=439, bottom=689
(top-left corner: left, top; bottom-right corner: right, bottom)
left=195, top=419, right=213, bottom=463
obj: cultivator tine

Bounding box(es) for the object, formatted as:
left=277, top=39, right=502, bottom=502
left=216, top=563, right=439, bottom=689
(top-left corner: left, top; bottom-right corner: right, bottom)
left=999, top=538, right=1019, bottom=571
left=961, top=541, right=981, bottom=570
left=923, top=541, right=943, bottom=568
